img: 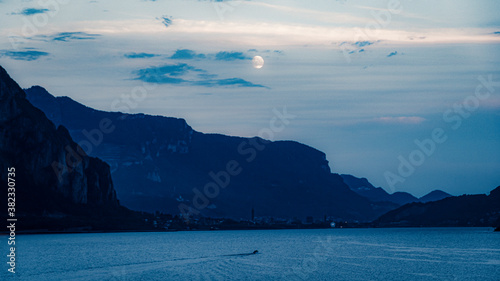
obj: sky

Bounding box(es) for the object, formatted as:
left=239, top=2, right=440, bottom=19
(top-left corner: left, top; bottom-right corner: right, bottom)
left=0, top=0, right=499, bottom=197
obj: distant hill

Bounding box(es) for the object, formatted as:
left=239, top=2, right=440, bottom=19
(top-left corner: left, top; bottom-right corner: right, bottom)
left=419, top=190, right=452, bottom=203
left=25, top=86, right=395, bottom=222
left=341, top=174, right=450, bottom=206
left=374, top=186, right=500, bottom=227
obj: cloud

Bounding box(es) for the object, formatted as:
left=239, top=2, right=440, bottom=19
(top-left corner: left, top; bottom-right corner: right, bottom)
left=341, top=41, right=375, bottom=55
left=195, top=78, right=265, bottom=88
left=373, top=116, right=426, bottom=124
left=169, top=49, right=257, bottom=61
left=52, top=32, right=100, bottom=42
left=353, top=41, right=374, bottom=47
left=159, top=15, right=173, bottom=27
left=348, top=48, right=364, bottom=54
left=29, top=32, right=101, bottom=42
left=0, top=49, right=49, bottom=61
left=124, top=52, right=159, bottom=59
left=387, top=51, right=398, bottom=57
left=197, top=73, right=218, bottom=79
left=215, top=51, right=249, bottom=61
left=134, top=63, right=204, bottom=84
left=71, top=17, right=500, bottom=48
left=248, top=49, right=283, bottom=55
left=134, top=63, right=266, bottom=88
left=137, top=63, right=200, bottom=77
left=170, top=49, right=206, bottom=59
left=11, top=8, right=50, bottom=16
left=494, top=31, right=500, bottom=35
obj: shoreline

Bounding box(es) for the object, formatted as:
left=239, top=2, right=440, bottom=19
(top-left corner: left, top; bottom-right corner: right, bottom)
left=1, top=225, right=497, bottom=236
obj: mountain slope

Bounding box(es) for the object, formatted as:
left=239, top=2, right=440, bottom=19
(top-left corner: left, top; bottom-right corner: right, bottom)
left=341, top=174, right=453, bottom=206
left=0, top=66, right=141, bottom=231
left=340, top=174, right=419, bottom=205
left=374, top=186, right=500, bottom=227
left=419, top=190, right=452, bottom=203
left=25, top=86, right=390, bottom=221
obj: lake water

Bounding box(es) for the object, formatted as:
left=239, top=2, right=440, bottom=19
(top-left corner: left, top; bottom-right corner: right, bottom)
left=3, top=228, right=499, bottom=280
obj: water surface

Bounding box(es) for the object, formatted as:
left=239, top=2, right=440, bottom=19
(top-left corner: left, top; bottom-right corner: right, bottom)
left=3, top=228, right=499, bottom=280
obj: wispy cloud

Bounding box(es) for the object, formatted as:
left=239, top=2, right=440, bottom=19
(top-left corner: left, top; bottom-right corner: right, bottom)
left=170, top=49, right=206, bottom=59
left=194, top=78, right=264, bottom=88
left=29, top=32, right=101, bottom=42
left=159, top=15, right=173, bottom=28
left=74, top=18, right=500, bottom=48
left=52, top=32, right=101, bottom=42
left=341, top=41, right=376, bottom=55
left=387, top=51, right=398, bottom=57
left=0, top=49, right=49, bottom=61
left=353, top=41, right=374, bottom=47
left=134, top=63, right=266, bottom=88
left=246, top=2, right=367, bottom=25
left=215, top=51, right=249, bottom=61
left=11, top=8, right=50, bottom=16
left=124, top=52, right=159, bottom=59
left=373, top=116, right=426, bottom=124
left=169, top=49, right=251, bottom=61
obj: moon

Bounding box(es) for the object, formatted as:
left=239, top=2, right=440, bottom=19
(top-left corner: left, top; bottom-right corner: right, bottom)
left=252, top=56, right=264, bottom=69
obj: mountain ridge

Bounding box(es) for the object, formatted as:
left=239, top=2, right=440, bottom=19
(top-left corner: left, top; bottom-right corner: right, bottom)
left=374, top=186, right=500, bottom=227
left=25, top=85, right=393, bottom=221
left=340, top=174, right=452, bottom=206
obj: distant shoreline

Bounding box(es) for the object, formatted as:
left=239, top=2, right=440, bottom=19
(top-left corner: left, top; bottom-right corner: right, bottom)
left=1, top=225, right=498, bottom=236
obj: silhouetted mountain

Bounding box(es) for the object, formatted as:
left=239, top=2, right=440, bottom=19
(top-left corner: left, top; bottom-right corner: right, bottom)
left=25, top=86, right=393, bottom=221
left=0, top=66, right=148, bottom=231
left=374, top=186, right=500, bottom=227
left=389, top=192, right=419, bottom=205
left=340, top=174, right=419, bottom=205
left=341, top=174, right=453, bottom=206
left=419, top=190, right=452, bottom=203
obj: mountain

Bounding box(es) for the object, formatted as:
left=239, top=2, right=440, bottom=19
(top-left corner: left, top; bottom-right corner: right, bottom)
left=341, top=174, right=453, bottom=206
left=340, top=174, right=419, bottom=205
left=374, top=186, right=500, bottom=227
left=25, top=86, right=393, bottom=221
left=0, top=66, right=146, bottom=231
left=419, top=190, right=452, bottom=203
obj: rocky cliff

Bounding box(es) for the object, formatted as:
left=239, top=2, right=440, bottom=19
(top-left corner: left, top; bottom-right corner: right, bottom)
left=0, top=66, right=118, bottom=221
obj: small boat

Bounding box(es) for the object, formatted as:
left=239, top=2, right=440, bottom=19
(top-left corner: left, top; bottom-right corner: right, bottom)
left=224, top=250, right=259, bottom=257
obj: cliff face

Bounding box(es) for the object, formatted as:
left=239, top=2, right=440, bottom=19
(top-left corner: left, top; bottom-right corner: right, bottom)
left=0, top=66, right=117, bottom=216
left=25, top=85, right=389, bottom=221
